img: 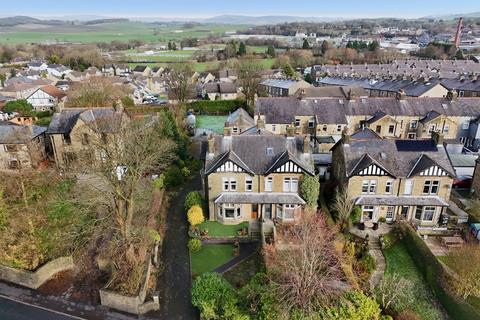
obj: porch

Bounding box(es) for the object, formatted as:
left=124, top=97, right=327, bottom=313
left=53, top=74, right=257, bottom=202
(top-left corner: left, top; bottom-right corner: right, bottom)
left=355, top=196, right=449, bottom=226
left=213, top=192, right=306, bottom=224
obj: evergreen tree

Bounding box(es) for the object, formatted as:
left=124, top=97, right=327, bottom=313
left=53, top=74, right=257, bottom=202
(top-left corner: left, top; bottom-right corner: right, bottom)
left=302, top=38, right=310, bottom=50
left=266, top=45, right=276, bottom=58
left=238, top=42, right=247, bottom=56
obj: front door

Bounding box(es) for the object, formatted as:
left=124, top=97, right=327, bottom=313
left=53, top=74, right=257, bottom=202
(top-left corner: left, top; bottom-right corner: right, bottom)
left=251, top=204, right=258, bottom=219
left=264, top=204, right=272, bottom=220
left=401, top=206, right=409, bottom=220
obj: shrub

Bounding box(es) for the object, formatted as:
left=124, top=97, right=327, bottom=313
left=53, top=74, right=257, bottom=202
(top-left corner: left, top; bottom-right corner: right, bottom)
left=188, top=238, right=202, bottom=253
left=300, top=175, right=320, bottom=208
left=187, top=205, right=204, bottom=226
left=152, top=174, right=165, bottom=190
left=185, top=191, right=203, bottom=211
left=191, top=273, right=246, bottom=320
left=350, top=206, right=362, bottom=223
left=164, top=166, right=184, bottom=189
left=324, top=291, right=382, bottom=320
left=357, top=253, right=376, bottom=273
left=4, top=99, right=34, bottom=116
left=181, top=166, right=190, bottom=177
left=121, top=96, right=135, bottom=107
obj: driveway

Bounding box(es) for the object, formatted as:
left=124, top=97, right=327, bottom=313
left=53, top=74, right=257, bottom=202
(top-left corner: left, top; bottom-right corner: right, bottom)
left=156, top=175, right=201, bottom=320
left=0, top=296, right=82, bottom=320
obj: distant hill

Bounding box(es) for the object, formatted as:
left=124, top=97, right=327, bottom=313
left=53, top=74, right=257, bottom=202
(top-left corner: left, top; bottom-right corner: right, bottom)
left=203, top=15, right=342, bottom=25
left=0, top=15, right=130, bottom=27
left=423, top=12, right=480, bottom=20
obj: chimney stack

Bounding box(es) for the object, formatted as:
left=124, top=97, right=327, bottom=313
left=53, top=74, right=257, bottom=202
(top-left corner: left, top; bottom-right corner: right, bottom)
left=257, top=117, right=265, bottom=129
left=347, top=88, right=356, bottom=101
left=446, top=89, right=458, bottom=101
left=286, top=125, right=295, bottom=138
left=223, top=127, right=232, bottom=137
left=431, top=131, right=444, bottom=146
left=396, top=89, right=406, bottom=100
left=303, top=135, right=310, bottom=154
left=208, top=135, right=215, bottom=154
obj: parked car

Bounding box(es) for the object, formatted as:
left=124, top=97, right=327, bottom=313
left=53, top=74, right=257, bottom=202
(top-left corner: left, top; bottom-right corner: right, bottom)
left=453, top=175, right=472, bottom=189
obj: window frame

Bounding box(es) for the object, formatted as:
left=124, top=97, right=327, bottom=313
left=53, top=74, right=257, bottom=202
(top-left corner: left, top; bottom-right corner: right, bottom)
left=385, top=180, right=393, bottom=194
left=245, top=177, right=253, bottom=192
left=265, top=177, right=273, bottom=192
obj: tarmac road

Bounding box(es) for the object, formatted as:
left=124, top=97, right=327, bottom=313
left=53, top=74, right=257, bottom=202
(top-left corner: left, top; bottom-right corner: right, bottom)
left=0, top=296, right=84, bottom=320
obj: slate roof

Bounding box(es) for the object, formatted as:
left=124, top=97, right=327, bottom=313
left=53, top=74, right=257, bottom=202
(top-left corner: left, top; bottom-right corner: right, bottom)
left=205, top=135, right=314, bottom=175
left=260, top=78, right=309, bottom=90
left=350, top=128, right=382, bottom=140
left=255, top=97, right=480, bottom=126
left=47, top=108, right=124, bottom=134
left=133, top=65, right=148, bottom=72
left=448, top=154, right=477, bottom=167
left=355, top=196, right=449, bottom=206
left=204, top=82, right=237, bottom=94
left=0, top=122, right=46, bottom=144
left=297, top=85, right=368, bottom=98
left=225, top=108, right=254, bottom=128
left=338, top=137, right=455, bottom=179
left=215, top=192, right=306, bottom=204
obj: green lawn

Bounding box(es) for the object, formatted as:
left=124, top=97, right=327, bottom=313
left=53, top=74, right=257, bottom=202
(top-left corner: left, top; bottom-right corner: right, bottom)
left=197, top=221, right=249, bottom=237
left=191, top=244, right=234, bottom=275
left=196, top=115, right=227, bottom=133
left=384, top=242, right=445, bottom=320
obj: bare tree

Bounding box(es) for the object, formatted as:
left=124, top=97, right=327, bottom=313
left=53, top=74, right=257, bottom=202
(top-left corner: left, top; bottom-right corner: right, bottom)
left=166, top=63, right=195, bottom=104
left=66, top=77, right=132, bottom=108
left=264, top=213, right=343, bottom=313
left=446, top=244, right=480, bottom=300
left=236, top=57, right=263, bottom=108
left=75, top=115, right=177, bottom=264
left=332, top=187, right=355, bottom=232
left=375, top=274, right=414, bottom=311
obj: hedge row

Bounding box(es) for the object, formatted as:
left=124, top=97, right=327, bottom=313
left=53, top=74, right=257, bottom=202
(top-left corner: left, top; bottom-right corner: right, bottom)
left=187, top=99, right=248, bottom=115
left=398, top=224, right=480, bottom=320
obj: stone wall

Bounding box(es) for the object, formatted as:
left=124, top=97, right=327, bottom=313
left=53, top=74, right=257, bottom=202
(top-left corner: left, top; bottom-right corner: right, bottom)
left=99, top=251, right=159, bottom=315
left=0, top=256, right=74, bottom=289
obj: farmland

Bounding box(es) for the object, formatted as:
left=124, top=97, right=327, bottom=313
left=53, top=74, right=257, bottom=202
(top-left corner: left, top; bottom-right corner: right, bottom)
left=0, top=21, right=250, bottom=44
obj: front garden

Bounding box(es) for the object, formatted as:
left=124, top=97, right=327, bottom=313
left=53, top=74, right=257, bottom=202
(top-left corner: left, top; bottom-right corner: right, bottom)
left=196, top=221, right=249, bottom=238
left=190, top=244, right=235, bottom=276
left=384, top=241, right=445, bottom=320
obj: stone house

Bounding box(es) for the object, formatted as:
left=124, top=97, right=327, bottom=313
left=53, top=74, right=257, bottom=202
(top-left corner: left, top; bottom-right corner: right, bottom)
left=223, top=108, right=254, bottom=135
left=331, top=132, right=455, bottom=226
left=47, top=108, right=126, bottom=169
left=204, top=131, right=315, bottom=226
left=0, top=122, right=47, bottom=171
left=204, top=82, right=238, bottom=101
left=255, top=95, right=480, bottom=147
left=259, top=78, right=312, bottom=97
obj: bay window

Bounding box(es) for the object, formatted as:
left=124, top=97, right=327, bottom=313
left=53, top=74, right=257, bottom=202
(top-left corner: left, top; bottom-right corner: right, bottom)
left=218, top=203, right=241, bottom=220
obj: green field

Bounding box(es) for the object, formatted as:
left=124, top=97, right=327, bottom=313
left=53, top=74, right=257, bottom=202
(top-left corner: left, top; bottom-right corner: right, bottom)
left=0, top=22, right=250, bottom=44
left=384, top=242, right=445, bottom=320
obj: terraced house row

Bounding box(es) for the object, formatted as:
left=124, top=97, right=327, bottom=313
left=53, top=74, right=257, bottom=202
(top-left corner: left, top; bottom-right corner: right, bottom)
left=254, top=92, right=480, bottom=151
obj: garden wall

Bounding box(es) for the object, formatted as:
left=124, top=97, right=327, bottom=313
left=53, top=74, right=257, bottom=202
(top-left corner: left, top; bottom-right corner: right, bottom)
left=398, top=224, right=480, bottom=320
left=0, top=256, right=74, bottom=289
left=99, top=252, right=159, bottom=315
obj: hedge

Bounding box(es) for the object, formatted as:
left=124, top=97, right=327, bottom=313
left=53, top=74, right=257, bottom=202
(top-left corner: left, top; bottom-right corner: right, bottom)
left=397, top=224, right=480, bottom=319
left=187, top=99, right=248, bottom=115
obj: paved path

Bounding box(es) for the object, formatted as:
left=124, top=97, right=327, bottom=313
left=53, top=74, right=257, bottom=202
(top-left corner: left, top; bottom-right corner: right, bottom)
left=368, top=236, right=386, bottom=290
left=156, top=176, right=200, bottom=320
left=213, top=242, right=259, bottom=273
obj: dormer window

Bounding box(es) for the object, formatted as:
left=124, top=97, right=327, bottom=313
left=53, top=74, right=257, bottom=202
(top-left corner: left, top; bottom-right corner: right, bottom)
left=295, top=119, right=301, bottom=127
left=266, top=147, right=274, bottom=156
